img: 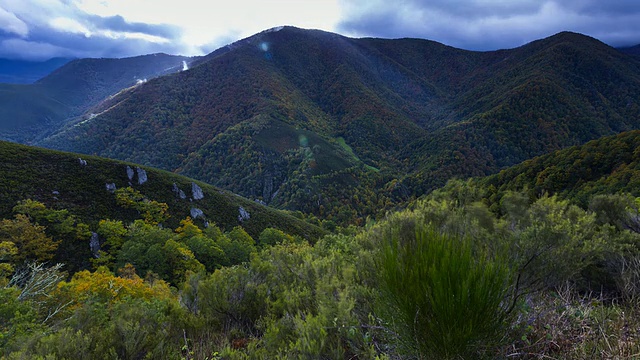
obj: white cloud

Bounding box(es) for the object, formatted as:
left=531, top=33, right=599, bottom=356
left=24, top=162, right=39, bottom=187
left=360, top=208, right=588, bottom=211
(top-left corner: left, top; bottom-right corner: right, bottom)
left=0, top=6, right=28, bottom=36
left=1, top=0, right=640, bottom=60
left=338, top=0, right=640, bottom=49
left=0, top=38, right=89, bottom=60
left=74, top=0, right=342, bottom=54
left=50, top=17, right=92, bottom=37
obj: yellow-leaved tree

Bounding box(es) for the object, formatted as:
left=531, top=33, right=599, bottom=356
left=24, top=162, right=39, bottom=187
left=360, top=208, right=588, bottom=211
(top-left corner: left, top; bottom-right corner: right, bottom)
left=0, top=214, right=59, bottom=266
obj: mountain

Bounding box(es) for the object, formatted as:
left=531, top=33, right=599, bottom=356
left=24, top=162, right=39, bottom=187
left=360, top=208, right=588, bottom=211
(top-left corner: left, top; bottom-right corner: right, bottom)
left=0, top=53, right=195, bottom=143
left=401, top=32, right=640, bottom=194
left=619, top=44, right=640, bottom=57
left=22, top=27, right=640, bottom=223
left=0, top=140, right=325, bottom=241
left=478, top=130, right=640, bottom=207
left=0, top=57, right=71, bottom=84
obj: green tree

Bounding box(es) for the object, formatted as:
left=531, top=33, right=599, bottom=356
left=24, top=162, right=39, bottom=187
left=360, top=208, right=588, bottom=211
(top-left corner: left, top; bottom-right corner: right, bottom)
left=215, top=227, right=256, bottom=265
left=114, top=187, right=169, bottom=224
left=258, top=228, right=296, bottom=248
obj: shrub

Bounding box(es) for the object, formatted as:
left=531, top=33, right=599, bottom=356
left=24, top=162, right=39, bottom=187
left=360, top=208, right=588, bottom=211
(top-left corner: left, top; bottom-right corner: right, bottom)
left=378, top=220, right=512, bottom=359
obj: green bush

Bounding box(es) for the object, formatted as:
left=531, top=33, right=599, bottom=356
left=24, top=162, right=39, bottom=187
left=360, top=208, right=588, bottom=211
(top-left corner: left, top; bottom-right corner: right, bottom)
left=378, top=219, right=512, bottom=359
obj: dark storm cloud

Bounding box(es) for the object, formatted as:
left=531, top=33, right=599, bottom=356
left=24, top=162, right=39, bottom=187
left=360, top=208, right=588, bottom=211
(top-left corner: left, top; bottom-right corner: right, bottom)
left=0, top=1, right=184, bottom=60
left=338, top=0, right=640, bottom=50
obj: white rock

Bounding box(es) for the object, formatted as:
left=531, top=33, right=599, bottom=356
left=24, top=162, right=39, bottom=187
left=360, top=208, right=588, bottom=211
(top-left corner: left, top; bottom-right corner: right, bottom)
left=136, top=167, right=148, bottom=184
left=192, top=182, right=204, bottom=200
left=238, top=206, right=250, bottom=222
left=190, top=207, right=205, bottom=219
left=126, top=166, right=135, bottom=180
left=172, top=183, right=187, bottom=199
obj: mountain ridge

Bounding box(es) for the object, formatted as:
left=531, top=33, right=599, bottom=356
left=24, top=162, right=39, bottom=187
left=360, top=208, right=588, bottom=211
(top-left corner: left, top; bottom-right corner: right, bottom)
left=10, top=27, right=640, bottom=223
left=0, top=53, right=196, bottom=143
left=0, top=57, right=72, bottom=84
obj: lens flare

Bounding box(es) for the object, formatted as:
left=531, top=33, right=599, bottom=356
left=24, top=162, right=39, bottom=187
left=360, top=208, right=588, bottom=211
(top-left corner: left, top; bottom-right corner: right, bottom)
left=298, top=134, right=308, bottom=147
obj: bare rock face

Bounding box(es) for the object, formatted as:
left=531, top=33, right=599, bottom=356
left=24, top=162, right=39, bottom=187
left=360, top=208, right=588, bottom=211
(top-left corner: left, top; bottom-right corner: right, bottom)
left=89, top=232, right=100, bottom=257
left=172, top=183, right=187, bottom=199
left=191, top=182, right=204, bottom=200
left=126, top=166, right=135, bottom=181
left=105, top=183, right=116, bottom=193
left=136, top=167, right=148, bottom=184
left=190, top=207, right=205, bottom=219
left=238, top=206, right=250, bottom=222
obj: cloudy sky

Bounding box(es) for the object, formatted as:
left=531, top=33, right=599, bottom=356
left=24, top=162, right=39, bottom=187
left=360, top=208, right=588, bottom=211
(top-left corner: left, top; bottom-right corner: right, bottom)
left=1, top=0, right=639, bottom=60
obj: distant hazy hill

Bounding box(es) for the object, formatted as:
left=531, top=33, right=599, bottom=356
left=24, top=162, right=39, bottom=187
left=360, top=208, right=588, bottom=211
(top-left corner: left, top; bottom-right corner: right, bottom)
left=22, top=27, right=640, bottom=223
left=619, top=44, right=640, bottom=57
left=0, top=140, right=325, bottom=241
left=0, top=57, right=71, bottom=84
left=0, top=53, right=195, bottom=143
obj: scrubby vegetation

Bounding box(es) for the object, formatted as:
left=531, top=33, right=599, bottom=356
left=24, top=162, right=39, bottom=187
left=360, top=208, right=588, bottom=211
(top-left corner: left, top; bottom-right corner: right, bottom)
left=3, top=177, right=640, bottom=359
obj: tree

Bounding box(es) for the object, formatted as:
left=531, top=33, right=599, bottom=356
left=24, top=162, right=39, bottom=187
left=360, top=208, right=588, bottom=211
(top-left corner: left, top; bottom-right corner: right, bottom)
left=215, top=227, right=256, bottom=265
left=114, top=187, right=169, bottom=224
left=0, top=214, right=59, bottom=265
left=0, top=241, right=17, bottom=279
left=258, top=228, right=296, bottom=248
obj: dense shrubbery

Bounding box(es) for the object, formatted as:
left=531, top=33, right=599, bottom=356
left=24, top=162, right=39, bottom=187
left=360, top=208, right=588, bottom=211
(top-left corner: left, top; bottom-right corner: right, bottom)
left=3, top=181, right=640, bottom=358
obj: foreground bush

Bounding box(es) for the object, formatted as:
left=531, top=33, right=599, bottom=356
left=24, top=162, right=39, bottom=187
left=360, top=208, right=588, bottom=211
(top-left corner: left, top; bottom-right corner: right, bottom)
left=378, top=218, right=512, bottom=359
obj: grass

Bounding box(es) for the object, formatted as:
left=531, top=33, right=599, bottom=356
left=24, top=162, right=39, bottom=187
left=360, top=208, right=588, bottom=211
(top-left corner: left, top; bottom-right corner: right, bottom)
left=504, top=284, right=640, bottom=359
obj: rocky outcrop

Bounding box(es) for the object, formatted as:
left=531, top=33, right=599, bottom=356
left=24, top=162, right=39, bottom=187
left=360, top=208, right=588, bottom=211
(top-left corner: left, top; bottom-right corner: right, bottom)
left=136, top=167, right=147, bottom=184
left=172, top=183, right=187, bottom=199
left=192, top=182, right=204, bottom=200
left=238, top=206, right=250, bottom=222
left=126, top=166, right=135, bottom=181
left=105, top=183, right=116, bottom=193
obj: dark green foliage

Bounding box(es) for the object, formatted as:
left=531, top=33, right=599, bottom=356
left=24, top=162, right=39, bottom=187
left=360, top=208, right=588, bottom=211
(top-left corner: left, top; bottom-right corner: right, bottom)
left=0, top=140, right=325, bottom=243
left=258, top=227, right=296, bottom=247
left=480, top=130, right=640, bottom=210
left=215, top=226, right=256, bottom=266
left=379, top=220, right=511, bottom=359
left=589, top=193, right=640, bottom=232
left=3, top=187, right=640, bottom=359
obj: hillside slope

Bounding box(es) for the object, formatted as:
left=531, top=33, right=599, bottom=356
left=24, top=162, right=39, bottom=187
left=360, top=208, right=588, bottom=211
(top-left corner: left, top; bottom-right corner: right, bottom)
left=478, top=130, right=640, bottom=207
left=0, top=57, right=71, bottom=84
left=0, top=53, right=195, bottom=143
left=0, top=140, right=325, bottom=241
left=33, top=27, right=640, bottom=223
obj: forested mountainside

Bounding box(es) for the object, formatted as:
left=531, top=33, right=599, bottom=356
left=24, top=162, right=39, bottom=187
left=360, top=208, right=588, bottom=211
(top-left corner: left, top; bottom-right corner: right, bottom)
left=19, top=27, right=640, bottom=224
left=0, top=53, right=195, bottom=143
left=5, top=25, right=640, bottom=360
left=0, top=141, right=324, bottom=261
left=5, top=136, right=640, bottom=358
left=0, top=57, right=71, bottom=84
left=476, top=130, right=640, bottom=209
